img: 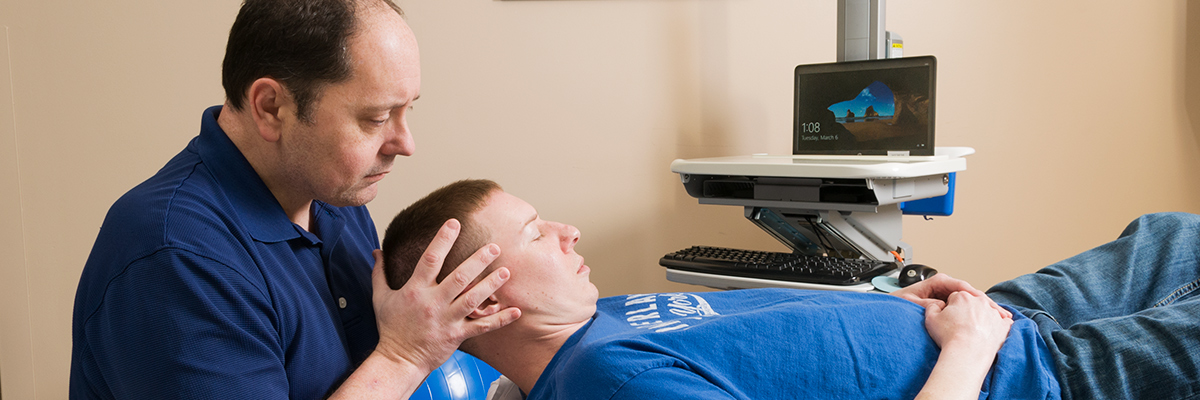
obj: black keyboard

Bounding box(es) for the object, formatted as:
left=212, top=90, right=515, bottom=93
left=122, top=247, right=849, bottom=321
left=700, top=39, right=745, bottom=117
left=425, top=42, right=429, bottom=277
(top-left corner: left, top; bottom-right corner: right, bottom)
left=660, top=246, right=899, bottom=286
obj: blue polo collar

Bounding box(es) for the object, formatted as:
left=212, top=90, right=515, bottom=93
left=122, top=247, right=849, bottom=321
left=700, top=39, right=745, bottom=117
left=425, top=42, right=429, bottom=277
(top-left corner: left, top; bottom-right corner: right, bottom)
left=194, top=105, right=322, bottom=245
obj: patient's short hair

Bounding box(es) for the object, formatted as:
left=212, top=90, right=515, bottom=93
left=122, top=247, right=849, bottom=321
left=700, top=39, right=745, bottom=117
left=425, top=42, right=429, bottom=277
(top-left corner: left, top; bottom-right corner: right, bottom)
left=382, top=179, right=502, bottom=290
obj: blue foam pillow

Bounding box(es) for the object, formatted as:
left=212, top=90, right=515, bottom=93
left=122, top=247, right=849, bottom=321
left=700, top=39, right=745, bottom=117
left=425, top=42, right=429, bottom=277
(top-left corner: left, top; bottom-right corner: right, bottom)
left=408, top=351, right=502, bottom=400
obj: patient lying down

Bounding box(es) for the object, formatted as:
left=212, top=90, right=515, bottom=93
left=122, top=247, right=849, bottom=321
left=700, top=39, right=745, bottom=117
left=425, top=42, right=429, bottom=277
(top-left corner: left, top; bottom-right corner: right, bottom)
left=383, top=179, right=1200, bottom=400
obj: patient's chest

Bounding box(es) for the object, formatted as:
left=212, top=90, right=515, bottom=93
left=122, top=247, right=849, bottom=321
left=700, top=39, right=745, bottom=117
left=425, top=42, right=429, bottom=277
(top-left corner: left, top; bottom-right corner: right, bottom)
left=537, top=289, right=939, bottom=399
left=532, top=288, right=1057, bottom=400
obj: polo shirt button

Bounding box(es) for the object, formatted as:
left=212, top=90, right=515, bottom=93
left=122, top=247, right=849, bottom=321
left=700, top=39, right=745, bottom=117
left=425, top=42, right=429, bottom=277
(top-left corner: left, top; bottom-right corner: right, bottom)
left=338, top=297, right=347, bottom=309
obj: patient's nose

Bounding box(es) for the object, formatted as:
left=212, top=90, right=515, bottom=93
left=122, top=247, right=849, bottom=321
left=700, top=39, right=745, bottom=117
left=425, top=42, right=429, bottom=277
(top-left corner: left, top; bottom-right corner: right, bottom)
left=558, top=223, right=580, bottom=252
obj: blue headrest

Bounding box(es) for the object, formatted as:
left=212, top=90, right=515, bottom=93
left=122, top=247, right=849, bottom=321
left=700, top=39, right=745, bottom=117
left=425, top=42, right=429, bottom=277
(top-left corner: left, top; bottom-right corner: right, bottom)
left=408, top=350, right=502, bottom=400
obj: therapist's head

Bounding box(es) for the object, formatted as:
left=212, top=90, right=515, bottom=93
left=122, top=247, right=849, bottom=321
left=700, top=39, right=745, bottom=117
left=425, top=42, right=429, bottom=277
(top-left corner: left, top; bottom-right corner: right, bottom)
left=220, top=0, right=419, bottom=209
left=223, top=0, right=405, bottom=123
left=383, top=179, right=598, bottom=324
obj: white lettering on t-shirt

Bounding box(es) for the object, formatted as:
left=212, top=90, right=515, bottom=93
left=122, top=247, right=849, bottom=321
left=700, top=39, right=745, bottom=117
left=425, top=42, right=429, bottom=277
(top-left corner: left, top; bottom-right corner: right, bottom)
left=627, top=312, right=660, bottom=322
left=625, top=294, right=656, bottom=306
left=625, top=304, right=657, bottom=315
left=620, top=293, right=719, bottom=333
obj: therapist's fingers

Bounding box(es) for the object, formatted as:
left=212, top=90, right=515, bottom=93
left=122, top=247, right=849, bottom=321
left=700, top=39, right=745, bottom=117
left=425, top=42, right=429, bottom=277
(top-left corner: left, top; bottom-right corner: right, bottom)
left=408, top=219, right=462, bottom=287
left=455, top=267, right=522, bottom=337
left=370, top=249, right=390, bottom=292
left=437, top=242, right=501, bottom=300
left=463, top=305, right=522, bottom=338
left=368, top=222, right=508, bottom=372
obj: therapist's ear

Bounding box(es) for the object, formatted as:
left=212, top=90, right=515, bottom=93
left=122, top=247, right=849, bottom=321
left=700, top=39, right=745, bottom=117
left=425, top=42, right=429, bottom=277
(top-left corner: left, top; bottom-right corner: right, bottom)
left=468, top=295, right=503, bottom=320
left=246, top=77, right=287, bottom=143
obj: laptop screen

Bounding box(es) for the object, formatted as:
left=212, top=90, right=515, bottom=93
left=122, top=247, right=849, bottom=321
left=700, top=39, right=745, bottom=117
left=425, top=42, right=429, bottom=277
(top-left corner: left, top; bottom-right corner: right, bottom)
left=793, top=56, right=936, bottom=156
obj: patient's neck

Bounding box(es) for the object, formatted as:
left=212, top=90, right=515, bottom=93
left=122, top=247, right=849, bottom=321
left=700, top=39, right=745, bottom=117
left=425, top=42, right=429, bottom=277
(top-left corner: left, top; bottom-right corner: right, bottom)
left=465, top=319, right=590, bottom=394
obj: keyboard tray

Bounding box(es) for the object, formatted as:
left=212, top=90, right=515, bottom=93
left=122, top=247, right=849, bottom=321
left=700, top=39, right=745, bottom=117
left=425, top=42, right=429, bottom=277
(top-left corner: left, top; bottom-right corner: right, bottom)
left=660, top=246, right=899, bottom=286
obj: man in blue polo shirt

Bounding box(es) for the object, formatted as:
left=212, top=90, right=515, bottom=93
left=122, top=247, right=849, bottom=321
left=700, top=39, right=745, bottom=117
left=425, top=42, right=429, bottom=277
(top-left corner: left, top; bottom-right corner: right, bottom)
left=69, top=1, right=520, bottom=398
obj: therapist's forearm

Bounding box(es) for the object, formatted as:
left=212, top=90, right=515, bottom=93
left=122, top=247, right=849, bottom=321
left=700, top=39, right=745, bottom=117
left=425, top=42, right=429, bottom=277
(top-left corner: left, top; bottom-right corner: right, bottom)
left=914, top=342, right=995, bottom=400
left=327, top=350, right=427, bottom=400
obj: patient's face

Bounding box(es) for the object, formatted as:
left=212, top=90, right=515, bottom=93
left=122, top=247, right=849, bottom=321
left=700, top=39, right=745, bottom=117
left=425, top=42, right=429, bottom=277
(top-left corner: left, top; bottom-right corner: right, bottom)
left=474, top=191, right=598, bottom=322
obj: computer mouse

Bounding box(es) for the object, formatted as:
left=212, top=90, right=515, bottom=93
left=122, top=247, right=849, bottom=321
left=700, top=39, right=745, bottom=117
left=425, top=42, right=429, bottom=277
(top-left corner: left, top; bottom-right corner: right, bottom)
left=897, top=264, right=938, bottom=287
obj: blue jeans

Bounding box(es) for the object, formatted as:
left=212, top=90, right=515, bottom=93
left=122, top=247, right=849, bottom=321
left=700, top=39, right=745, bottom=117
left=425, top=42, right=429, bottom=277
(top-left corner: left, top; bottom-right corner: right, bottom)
left=987, top=213, right=1200, bottom=400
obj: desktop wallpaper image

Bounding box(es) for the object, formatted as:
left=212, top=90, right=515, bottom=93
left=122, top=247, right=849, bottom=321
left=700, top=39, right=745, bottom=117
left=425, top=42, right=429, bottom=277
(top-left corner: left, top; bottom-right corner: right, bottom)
left=827, top=80, right=926, bottom=143
left=794, top=65, right=933, bottom=154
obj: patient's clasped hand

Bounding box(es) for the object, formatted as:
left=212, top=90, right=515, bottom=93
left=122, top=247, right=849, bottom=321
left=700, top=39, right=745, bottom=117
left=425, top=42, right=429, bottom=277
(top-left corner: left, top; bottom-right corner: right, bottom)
left=384, top=179, right=1200, bottom=400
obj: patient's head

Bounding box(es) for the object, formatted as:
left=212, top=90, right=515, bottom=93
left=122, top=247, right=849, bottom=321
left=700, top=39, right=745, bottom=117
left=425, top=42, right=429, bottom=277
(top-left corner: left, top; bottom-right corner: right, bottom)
left=382, top=179, right=501, bottom=290
left=383, top=180, right=598, bottom=324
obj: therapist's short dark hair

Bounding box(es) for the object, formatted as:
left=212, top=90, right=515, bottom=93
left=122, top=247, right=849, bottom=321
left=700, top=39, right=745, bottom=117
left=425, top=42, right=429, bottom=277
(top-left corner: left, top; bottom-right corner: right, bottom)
left=382, top=179, right=502, bottom=290
left=221, top=0, right=404, bottom=123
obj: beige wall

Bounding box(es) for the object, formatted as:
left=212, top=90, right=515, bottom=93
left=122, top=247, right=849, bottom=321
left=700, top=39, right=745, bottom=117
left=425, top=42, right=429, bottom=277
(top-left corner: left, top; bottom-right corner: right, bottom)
left=4, top=0, right=1200, bottom=398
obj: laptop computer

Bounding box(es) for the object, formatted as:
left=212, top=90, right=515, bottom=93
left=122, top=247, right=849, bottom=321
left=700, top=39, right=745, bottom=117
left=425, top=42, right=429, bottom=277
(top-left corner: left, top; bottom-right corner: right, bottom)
left=792, top=56, right=937, bottom=161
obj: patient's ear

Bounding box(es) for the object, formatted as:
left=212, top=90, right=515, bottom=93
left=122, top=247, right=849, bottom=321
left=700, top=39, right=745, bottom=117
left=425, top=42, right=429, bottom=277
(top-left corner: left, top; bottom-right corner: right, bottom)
left=468, top=294, right=503, bottom=320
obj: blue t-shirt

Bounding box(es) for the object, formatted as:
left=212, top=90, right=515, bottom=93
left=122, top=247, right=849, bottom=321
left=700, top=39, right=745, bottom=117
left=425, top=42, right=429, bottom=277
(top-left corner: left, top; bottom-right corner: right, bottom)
left=528, top=289, right=1060, bottom=400
left=70, top=106, right=381, bottom=399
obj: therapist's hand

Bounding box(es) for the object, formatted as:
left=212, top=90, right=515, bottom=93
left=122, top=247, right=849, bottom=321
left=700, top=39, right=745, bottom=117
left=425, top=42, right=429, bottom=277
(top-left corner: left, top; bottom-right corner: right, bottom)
left=892, top=273, right=1011, bottom=319
left=370, top=219, right=522, bottom=374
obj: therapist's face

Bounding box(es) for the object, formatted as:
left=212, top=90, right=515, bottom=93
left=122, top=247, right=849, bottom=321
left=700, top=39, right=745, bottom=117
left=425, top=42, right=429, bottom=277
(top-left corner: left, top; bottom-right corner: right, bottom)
left=473, top=191, right=598, bottom=322
left=275, top=5, right=419, bottom=208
